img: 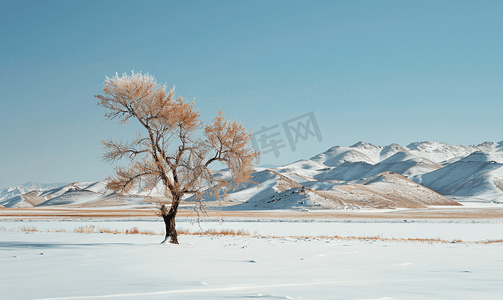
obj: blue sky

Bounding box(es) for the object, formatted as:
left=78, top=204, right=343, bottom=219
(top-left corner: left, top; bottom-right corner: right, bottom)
left=1, top=0, right=502, bottom=188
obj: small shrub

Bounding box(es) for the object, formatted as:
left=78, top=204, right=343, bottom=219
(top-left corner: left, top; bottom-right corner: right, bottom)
left=19, top=226, right=38, bottom=232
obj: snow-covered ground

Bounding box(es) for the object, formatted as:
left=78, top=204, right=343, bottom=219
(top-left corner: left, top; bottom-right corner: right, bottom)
left=1, top=220, right=502, bottom=299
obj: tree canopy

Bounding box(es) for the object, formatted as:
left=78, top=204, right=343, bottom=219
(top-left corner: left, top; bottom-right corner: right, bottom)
left=95, top=71, right=259, bottom=243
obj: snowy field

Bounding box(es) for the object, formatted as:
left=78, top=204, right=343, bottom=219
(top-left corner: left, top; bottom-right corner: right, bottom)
left=1, top=220, right=503, bottom=300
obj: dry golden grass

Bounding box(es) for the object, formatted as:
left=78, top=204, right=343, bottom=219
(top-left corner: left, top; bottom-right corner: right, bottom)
left=72, top=225, right=157, bottom=235
left=19, top=225, right=38, bottom=232
left=474, top=239, right=503, bottom=244
left=177, top=228, right=250, bottom=236
left=1, top=193, right=503, bottom=221
left=0, top=207, right=157, bottom=218
left=0, top=225, right=158, bottom=235
left=3, top=206, right=503, bottom=220
left=1, top=225, right=501, bottom=245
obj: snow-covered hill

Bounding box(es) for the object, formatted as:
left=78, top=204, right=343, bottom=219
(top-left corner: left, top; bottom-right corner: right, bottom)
left=281, top=140, right=503, bottom=203
left=2, top=140, right=502, bottom=208
left=222, top=171, right=459, bottom=211
left=0, top=180, right=160, bottom=208
left=0, top=182, right=67, bottom=201
left=310, top=141, right=502, bottom=167
left=310, top=142, right=381, bottom=166
left=420, top=152, right=503, bottom=202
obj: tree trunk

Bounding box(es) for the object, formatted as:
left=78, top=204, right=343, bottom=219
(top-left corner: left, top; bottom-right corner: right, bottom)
left=161, top=199, right=180, bottom=244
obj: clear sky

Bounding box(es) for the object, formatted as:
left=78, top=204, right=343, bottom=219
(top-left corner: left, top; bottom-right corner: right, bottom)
left=1, top=0, right=502, bottom=188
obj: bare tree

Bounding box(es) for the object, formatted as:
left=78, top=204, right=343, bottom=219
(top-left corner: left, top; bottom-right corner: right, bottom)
left=95, top=71, right=259, bottom=244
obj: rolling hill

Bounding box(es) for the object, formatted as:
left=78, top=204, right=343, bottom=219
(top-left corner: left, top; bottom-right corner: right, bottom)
left=1, top=140, right=502, bottom=209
